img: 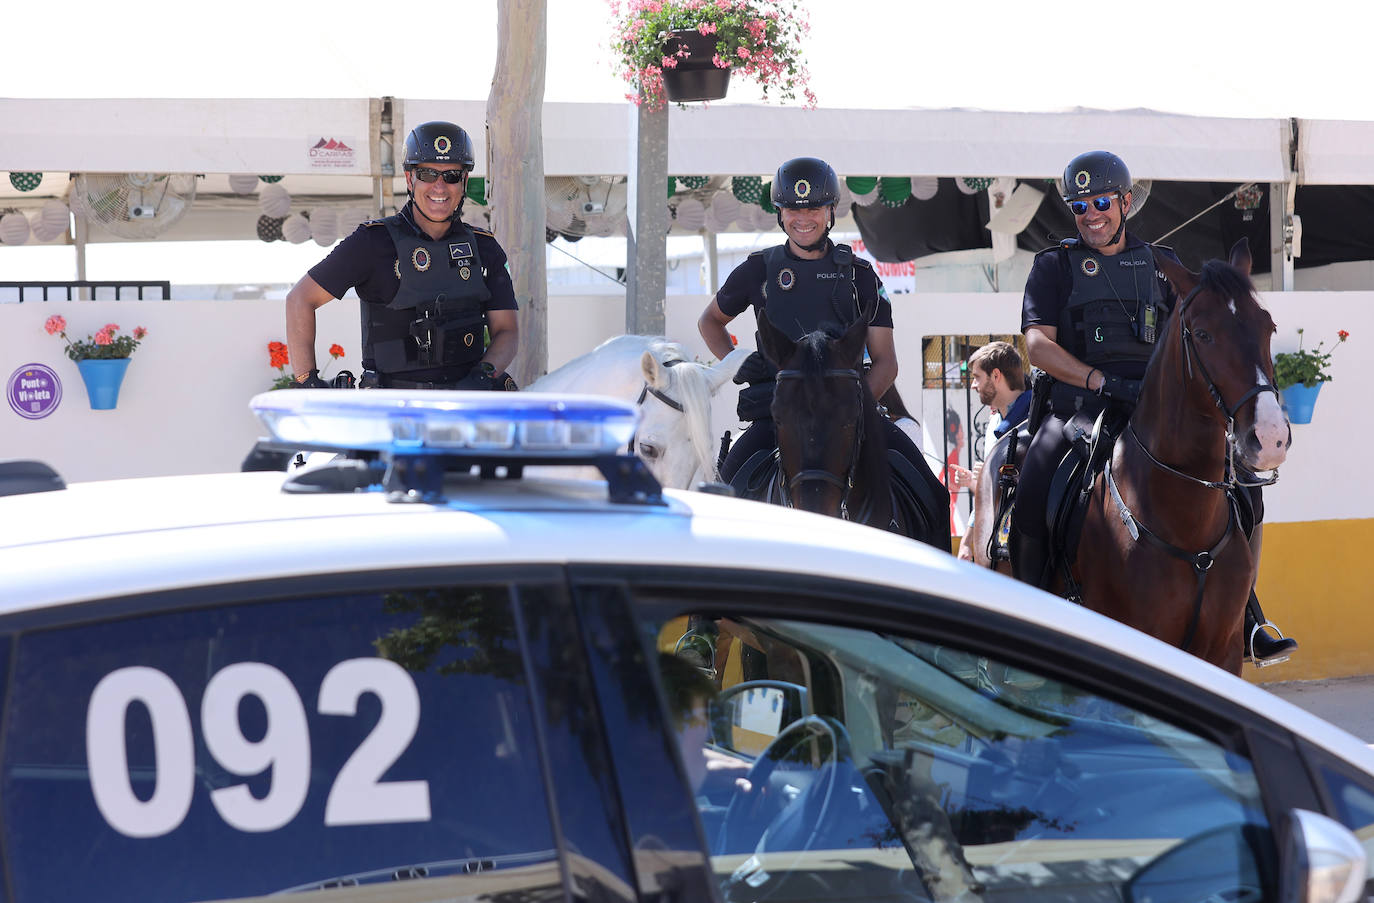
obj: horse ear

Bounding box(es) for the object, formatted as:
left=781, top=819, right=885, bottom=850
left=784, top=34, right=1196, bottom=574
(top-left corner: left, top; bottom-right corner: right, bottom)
left=1155, top=250, right=1198, bottom=297
left=756, top=309, right=795, bottom=368
left=641, top=349, right=669, bottom=389
left=1229, top=237, right=1253, bottom=276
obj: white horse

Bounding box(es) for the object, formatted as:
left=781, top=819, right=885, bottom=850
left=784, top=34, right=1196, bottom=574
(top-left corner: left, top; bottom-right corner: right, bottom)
left=528, top=335, right=750, bottom=489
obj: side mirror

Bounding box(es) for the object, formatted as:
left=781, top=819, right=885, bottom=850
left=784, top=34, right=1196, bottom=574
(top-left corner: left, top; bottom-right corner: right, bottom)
left=1281, top=809, right=1368, bottom=903
left=711, top=680, right=808, bottom=757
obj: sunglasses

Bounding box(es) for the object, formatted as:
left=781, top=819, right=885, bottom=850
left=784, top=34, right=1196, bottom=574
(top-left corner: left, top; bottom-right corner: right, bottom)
left=412, top=167, right=465, bottom=184
left=1068, top=195, right=1115, bottom=216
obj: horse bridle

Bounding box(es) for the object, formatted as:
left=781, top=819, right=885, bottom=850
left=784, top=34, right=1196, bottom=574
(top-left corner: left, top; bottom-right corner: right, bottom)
left=1128, top=283, right=1280, bottom=492
left=775, top=367, right=865, bottom=518
left=628, top=358, right=685, bottom=454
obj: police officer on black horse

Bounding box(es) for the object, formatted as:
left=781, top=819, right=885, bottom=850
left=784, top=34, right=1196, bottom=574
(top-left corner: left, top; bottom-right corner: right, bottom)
left=697, top=156, right=946, bottom=528
left=286, top=120, right=519, bottom=391
left=1011, top=149, right=1297, bottom=665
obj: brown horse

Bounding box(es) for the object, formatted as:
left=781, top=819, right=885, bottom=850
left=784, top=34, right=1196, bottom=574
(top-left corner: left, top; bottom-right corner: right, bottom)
left=1071, top=239, right=1290, bottom=674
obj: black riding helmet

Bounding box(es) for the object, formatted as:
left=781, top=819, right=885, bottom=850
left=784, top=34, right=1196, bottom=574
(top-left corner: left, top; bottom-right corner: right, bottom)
left=772, top=157, right=840, bottom=251
left=403, top=120, right=475, bottom=223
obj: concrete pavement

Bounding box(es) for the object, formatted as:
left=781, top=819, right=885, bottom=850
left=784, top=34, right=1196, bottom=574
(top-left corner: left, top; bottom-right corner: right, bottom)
left=1263, top=674, right=1374, bottom=742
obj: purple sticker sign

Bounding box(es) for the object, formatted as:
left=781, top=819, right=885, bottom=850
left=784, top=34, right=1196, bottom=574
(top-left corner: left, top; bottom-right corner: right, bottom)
left=7, top=364, right=62, bottom=420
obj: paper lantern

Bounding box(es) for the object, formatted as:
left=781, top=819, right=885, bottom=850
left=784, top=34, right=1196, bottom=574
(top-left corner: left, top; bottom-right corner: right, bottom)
left=281, top=212, right=312, bottom=244
left=309, top=207, right=338, bottom=246
left=256, top=215, right=285, bottom=242
left=677, top=175, right=709, bottom=190
left=259, top=183, right=291, bottom=218
left=8, top=172, right=42, bottom=192
left=759, top=183, right=776, bottom=214
left=671, top=197, right=707, bottom=232
left=226, top=173, right=257, bottom=195
left=878, top=177, right=912, bottom=208
left=958, top=176, right=993, bottom=195
left=666, top=176, right=678, bottom=197
left=0, top=212, right=30, bottom=245
left=465, top=176, right=487, bottom=205
left=911, top=177, right=940, bottom=201
left=745, top=203, right=777, bottom=232
left=31, top=199, right=70, bottom=242
left=847, top=176, right=879, bottom=206
left=258, top=175, right=284, bottom=183
left=336, top=206, right=368, bottom=236
left=707, top=192, right=740, bottom=228
left=732, top=176, right=763, bottom=204
left=833, top=181, right=853, bottom=215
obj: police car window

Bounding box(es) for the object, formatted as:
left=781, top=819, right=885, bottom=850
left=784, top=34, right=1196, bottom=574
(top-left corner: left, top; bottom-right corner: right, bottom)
left=2, top=586, right=560, bottom=903
left=1315, top=763, right=1374, bottom=886
left=650, top=612, right=1271, bottom=903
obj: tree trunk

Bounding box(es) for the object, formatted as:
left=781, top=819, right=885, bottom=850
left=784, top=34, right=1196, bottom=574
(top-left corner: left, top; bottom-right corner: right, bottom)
left=487, top=0, right=548, bottom=385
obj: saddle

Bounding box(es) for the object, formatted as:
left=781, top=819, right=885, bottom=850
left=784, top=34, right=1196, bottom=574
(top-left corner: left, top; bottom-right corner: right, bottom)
left=1043, top=406, right=1128, bottom=586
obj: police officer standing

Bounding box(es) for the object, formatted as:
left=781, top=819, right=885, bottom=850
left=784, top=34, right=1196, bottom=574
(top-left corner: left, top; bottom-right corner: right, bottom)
left=697, top=156, right=944, bottom=512
left=1011, top=149, right=1296, bottom=664
left=285, top=121, right=518, bottom=390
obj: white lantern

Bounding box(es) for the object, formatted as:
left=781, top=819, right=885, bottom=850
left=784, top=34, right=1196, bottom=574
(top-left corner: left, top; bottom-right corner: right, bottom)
left=31, top=200, right=70, bottom=242
left=706, top=192, right=741, bottom=230
left=228, top=173, right=259, bottom=195
left=0, top=212, right=31, bottom=245
left=672, top=197, right=707, bottom=232
left=911, top=177, right=940, bottom=201
left=336, top=206, right=369, bottom=236
left=281, top=212, right=312, bottom=244
left=309, top=207, right=338, bottom=246
left=834, top=181, right=854, bottom=215
left=259, top=183, right=292, bottom=218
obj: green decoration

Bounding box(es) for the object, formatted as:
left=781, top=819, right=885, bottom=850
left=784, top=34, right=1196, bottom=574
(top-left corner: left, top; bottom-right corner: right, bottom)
left=465, top=176, right=487, bottom=205
left=961, top=176, right=993, bottom=192
left=8, top=172, right=42, bottom=192
left=760, top=184, right=775, bottom=214
left=258, top=175, right=285, bottom=184
left=667, top=176, right=678, bottom=197
left=845, top=176, right=877, bottom=195
left=732, top=176, right=762, bottom=204
left=878, top=177, right=912, bottom=208
left=678, top=175, right=709, bottom=190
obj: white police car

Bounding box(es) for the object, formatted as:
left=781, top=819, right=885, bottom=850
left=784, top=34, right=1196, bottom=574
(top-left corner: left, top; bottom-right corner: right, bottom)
left=0, top=390, right=1371, bottom=903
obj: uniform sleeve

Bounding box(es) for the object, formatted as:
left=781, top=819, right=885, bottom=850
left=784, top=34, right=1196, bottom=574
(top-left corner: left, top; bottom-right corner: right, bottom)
left=857, top=264, right=894, bottom=329
left=716, top=254, right=764, bottom=317
left=1021, top=249, right=1067, bottom=333
left=477, top=234, right=519, bottom=311
left=308, top=226, right=390, bottom=300
left=1153, top=245, right=1183, bottom=310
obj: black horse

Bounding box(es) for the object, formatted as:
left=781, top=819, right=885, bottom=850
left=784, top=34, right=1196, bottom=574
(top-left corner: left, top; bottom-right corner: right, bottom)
left=731, top=307, right=948, bottom=550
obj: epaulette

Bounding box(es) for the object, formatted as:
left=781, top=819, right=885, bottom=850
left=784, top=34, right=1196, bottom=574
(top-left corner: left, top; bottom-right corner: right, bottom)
left=852, top=255, right=874, bottom=271
left=362, top=218, right=386, bottom=228
left=470, top=226, right=495, bottom=238
left=747, top=249, right=766, bottom=259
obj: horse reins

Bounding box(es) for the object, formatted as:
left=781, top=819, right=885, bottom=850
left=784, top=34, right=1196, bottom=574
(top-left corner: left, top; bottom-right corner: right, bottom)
left=775, top=367, right=865, bottom=518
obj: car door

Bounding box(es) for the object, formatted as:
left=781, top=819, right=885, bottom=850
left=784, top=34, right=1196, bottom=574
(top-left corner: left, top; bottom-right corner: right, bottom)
left=0, top=566, right=633, bottom=903
left=573, top=564, right=1337, bottom=903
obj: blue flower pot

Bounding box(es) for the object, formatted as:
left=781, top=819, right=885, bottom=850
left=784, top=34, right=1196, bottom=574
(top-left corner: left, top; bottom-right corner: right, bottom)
left=1280, top=381, right=1322, bottom=424
left=76, top=358, right=131, bottom=410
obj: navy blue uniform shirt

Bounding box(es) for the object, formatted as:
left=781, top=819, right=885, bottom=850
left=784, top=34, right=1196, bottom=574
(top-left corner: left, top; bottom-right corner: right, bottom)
left=716, top=242, right=894, bottom=329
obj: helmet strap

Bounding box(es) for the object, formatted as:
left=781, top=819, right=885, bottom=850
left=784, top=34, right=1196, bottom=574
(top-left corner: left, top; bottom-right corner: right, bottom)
left=1106, top=191, right=1127, bottom=247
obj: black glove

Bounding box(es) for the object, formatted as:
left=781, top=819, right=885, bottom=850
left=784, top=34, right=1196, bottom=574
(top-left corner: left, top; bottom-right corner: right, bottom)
left=733, top=350, right=778, bottom=386
left=289, top=369, right=329, bottom=389
left=454, top=363, right=496, bottom=390
left=1098, top=373, right=1142, bottom=404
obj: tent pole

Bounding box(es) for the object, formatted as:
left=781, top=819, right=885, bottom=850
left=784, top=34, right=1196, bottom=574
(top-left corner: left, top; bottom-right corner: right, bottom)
left=73, top=208, right=88, bottom=300
left=702, top=228, right=719, bottom=295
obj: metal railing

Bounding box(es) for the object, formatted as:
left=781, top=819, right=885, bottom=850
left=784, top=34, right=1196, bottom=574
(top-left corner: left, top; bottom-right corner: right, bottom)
left=0, top=281, right=172, bottom=302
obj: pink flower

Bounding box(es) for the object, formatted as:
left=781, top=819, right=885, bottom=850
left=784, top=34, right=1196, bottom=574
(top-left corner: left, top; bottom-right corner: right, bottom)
left=44, top=315, right=66, bottom=335
left=133, top=326, right=147, bottom=340
left=103, top=323, right=120, bottom=332
left=662, top=54, right=678, bottom=68
left=712, top=53, right=728, bottom=68
left=736, top=46, right=751, bottom=60
left=94, top=328, right=113, bottom=346
left=697, top=21, right=717, bottom=34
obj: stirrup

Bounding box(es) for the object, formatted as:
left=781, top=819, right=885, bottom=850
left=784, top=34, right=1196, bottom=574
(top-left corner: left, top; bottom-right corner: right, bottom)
left=1246, top=620, right=1296, bottom=668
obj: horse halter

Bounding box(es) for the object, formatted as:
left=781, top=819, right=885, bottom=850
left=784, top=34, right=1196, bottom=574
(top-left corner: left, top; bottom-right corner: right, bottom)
left=628, top=358, right=685, bottom=454
left=775, top=367, right=864, bottom=517
left=1133, top=283, right=1280, bottom=491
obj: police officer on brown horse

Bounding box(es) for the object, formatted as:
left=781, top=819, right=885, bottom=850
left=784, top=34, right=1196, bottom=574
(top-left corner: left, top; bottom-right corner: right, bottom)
left=1011, top=149, right=1297, bottom=665
left=286, top=120, right=519, bottom=390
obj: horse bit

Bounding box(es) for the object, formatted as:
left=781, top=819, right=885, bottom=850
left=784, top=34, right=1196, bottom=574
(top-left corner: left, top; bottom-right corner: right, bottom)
left=774, top=367, right=865, bottom=519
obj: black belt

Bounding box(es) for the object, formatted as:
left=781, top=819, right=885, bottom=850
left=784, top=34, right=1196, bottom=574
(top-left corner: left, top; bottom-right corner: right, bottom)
left=381, top=376, right=462, bottom=389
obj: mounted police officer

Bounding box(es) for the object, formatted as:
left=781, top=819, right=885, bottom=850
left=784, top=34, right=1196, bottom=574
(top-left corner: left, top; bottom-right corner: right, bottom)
left=697, top=156, right=944, bottom=512
left=285, top=120, right=518, bottom=390
left=1011, top=149, right=1296, bottom=665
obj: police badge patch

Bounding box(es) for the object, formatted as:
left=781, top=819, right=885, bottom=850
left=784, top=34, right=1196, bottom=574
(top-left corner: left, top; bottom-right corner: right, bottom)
left=794, top=179, right=811, bottom=199
left=434, top=135, right=452, bottom=156
left=777, top=267, right=796, bottom=291
left=412, top=248, right=431, bottom=272
left=393, top=260, right=401, bottom=279
left=459, top=267, right=472, bottom=281
left=1081, top=257, right=1100, bottom=277
left=1075, top=170, right=1091, bottom=190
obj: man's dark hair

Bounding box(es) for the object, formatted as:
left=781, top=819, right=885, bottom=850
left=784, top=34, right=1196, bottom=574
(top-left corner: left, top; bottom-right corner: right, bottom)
left=969, top=341, right=1026, bottom=391
left=658, top=652, right=717, bottom=727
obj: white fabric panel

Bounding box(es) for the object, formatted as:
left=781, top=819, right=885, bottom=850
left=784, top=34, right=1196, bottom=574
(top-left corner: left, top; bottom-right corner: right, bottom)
left=1297, top=119, right=1374, bottom=184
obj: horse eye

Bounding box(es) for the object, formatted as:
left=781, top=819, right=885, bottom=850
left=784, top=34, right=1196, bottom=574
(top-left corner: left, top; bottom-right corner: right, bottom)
left=639, top=443, right=660, bottom=460
left=1195, top=329, right=1214, bottom=344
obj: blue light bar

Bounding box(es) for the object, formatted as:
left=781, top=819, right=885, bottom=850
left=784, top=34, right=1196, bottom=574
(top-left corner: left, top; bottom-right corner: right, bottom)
left=250, top=390, right=640, bottom=459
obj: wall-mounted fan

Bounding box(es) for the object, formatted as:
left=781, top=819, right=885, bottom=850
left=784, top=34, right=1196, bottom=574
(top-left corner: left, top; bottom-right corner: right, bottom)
left=546, top=176, right=627, bottom=239
left=70, top=173, right=197, bottom=239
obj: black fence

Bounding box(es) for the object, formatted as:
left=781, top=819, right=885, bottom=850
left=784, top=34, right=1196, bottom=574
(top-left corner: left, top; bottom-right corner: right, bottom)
left=0, top=281, right=172, bottom=302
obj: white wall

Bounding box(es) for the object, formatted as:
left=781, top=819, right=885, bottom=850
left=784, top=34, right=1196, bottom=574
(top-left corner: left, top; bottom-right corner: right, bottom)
left=2, top=291, right=1368, bottom=527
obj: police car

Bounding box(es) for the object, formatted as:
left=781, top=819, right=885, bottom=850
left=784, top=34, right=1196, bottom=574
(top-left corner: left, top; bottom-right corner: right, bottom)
left=0, top=390, right=1370, bottom=903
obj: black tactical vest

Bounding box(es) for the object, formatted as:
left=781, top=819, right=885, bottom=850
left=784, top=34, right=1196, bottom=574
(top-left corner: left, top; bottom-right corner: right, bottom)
left=760, top=243, right=862, bottom=340
left=1058, top=241, right=1166, bottom=370
left=363, top=216, right=492, bottom=375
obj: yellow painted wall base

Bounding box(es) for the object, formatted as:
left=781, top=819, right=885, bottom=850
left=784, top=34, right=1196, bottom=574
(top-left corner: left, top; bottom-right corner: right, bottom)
left=1247, top=518, right=1374, bottom=684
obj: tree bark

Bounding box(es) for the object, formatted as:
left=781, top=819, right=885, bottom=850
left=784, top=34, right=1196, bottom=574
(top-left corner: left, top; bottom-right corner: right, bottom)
left=487, top=0, right=548, bottom=385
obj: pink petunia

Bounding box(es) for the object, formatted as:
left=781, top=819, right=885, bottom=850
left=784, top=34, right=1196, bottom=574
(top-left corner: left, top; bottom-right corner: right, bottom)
left=104, top=323, right=120, bottom=332
left=44, top=314, right=66, bottom=335
left=94, top=328, right=113, bottom=346
left=133, top=326, right=147, bottom=340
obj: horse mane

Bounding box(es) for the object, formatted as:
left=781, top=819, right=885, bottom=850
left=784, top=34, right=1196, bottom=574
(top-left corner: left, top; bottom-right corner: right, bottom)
left=1198, top=258, right=1256, bottom=304
left=660, top=358, right=720, bottom=482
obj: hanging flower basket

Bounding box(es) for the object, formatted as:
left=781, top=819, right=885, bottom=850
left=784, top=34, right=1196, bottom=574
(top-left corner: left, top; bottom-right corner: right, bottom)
left=76, top=358, right=131, bottom=411
left=1280, top=381, right=1322, bottom=425
left=661, top=29, right=732, bottom=103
